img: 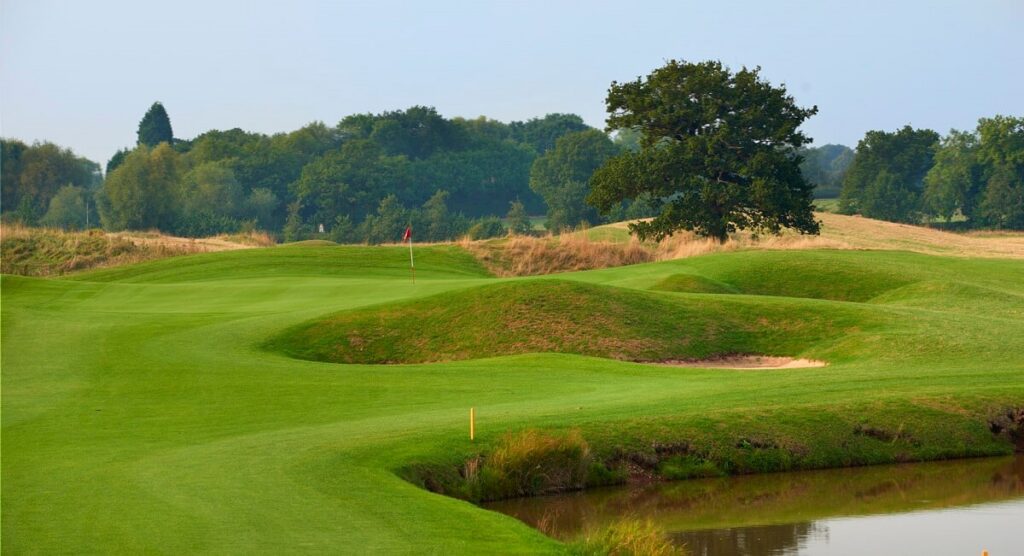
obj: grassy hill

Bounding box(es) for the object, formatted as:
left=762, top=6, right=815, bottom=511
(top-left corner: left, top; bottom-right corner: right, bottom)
left=0, top=223, right=273, bottom=276
left=3, top=229, right=1023, bottom=553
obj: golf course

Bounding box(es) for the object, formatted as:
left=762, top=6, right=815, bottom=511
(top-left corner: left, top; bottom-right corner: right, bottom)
left=3, top=214, right=1023, bottom=554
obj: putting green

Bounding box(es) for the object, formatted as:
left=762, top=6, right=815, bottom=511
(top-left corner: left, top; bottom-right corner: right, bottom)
left=2, top=244, right=1022, bottom=553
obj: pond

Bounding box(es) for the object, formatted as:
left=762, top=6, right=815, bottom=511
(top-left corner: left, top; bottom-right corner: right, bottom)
left=485, top=455, right=1024, bottom=555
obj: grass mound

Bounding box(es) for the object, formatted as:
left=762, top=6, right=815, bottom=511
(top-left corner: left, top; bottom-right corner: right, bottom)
left=1, top=224, right=199, bottom=276
left=0, top=224, right=271, bottom=276
left=267, top=279, right=865, bottom=364
left=650, top=253, right=912, bottom=301
left=650, top=274, right=738, bottom=295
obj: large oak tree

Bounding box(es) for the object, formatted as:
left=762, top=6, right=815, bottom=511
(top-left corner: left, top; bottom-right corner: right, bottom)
left=588, top=60, right=820, bottom=242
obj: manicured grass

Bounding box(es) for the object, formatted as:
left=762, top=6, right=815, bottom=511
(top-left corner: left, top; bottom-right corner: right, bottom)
left=268, top=279, right=875, bottom=364
left=2, top=242, right=1023, bottom=553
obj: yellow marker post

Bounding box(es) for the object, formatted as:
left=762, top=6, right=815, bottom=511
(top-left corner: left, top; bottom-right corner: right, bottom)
left=470, top=407, right=476, bottom=441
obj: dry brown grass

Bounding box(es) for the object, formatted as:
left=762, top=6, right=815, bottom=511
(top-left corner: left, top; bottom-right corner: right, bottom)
left=462, top=213, right=1024, bottom=276
left=598, top=212, right=1024, bottom=260
left=461, top=234, right=654, bottom=277
left=814, top=212, right=1024, bottom=258
left=0, top=224, right=271, bottom=277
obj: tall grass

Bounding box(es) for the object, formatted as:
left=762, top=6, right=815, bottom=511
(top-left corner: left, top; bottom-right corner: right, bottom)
left=462, top=234, right=653, bottom=276
left=0, top=224, right=271, bottom=276
left=460, top=225, right=851, bottom=277
left=212, top=230, right=276, bottom=247
left=402, top=429, right=598, bottom=502
left=651, top=230, right=847, bottom=260
left=474, top=429, right=593, bottom=499
left=567, top=519, right=684, bottom=556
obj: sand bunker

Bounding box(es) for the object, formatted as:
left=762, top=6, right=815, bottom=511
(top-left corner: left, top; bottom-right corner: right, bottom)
left=654, top=355, right=827, bottom=369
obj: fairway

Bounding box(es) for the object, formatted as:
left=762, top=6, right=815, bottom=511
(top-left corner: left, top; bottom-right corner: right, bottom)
left=3, top=243, right=1023, bottom=553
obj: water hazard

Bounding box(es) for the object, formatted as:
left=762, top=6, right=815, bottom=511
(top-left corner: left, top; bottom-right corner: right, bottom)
left=485, top=455, right=1024, bottom=555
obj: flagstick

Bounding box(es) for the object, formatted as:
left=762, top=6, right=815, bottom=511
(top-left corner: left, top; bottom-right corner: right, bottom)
left=408, top=234, right=415, bottom=284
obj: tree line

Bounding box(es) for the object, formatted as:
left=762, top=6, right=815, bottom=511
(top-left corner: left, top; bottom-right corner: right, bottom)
left=838, top=117, right=1023, bottom=228
left=2, top=102, right=656, bottom=242
left=3, top=99, right=1021, bottom=240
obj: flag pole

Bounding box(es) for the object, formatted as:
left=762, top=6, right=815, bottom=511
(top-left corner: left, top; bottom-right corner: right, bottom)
left=408, top=230, right=415, bottom=284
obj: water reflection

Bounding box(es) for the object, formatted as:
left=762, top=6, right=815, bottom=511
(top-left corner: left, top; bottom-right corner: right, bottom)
left=672, top=522, right=822, bottom=556
left=485, top=456, right=1024, bottom=555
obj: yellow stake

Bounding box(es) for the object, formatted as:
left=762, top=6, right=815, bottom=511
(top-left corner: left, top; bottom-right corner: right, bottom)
left=470, top=407, right=476, bottom=441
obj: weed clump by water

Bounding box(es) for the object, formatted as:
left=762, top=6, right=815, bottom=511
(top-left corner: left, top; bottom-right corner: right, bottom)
left=567, top=519, right=684, bottom=556
left=472, top=429, right=593, bottom=500
left=401, top=429, right=603, bottom=502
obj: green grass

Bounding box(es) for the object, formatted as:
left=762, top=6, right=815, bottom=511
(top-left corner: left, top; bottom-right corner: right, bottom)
left=3, top=242, right=1023, bottom=553
left=813, top=198, right=840, bottom=212
left=268, top=278, right=876, bottom=364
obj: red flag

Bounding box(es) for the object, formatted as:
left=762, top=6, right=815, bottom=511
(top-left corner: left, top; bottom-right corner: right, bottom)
left=402, top=227, right=412, bottom=242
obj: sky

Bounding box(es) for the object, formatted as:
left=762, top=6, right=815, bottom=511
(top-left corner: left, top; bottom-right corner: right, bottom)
left=1, top=0, right=1021, bottom=166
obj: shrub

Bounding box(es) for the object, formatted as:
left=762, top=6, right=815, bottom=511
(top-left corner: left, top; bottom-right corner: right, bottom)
left=467, top=216, right=506, bottom=240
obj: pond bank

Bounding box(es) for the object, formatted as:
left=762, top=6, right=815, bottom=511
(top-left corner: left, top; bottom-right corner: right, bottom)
left=485, top=455, right=1024, bottom=555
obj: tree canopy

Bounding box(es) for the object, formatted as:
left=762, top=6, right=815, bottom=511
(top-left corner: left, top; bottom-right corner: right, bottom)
left=74, top=107, right=594, bottom=239
left=530, top=129, right=620, bottom=231
left=137, top=102, right=174, bottom=147
left=1, top=139, right=100, bottom=224
left=10, top=93, right=1019, bottom=240
left=839, top=125, right=940, bottom=223
left=589, top=60, right=820, bottom=242
left=800, top=144, right=854, bottom=198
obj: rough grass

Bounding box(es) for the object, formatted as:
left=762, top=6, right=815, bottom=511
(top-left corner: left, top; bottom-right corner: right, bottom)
left=462, top=234, right=653, bottom=276
left=403, top=429, right=597, bottom=502
left=567, top=520, right=684, bottom=556
left=463, top=212, right=1024, bottom=279
left=3, top=243, right=1023, bottom=554
left=581, top=212, right=1024, bottom=261
left=0, top=223, right=269, bottom=276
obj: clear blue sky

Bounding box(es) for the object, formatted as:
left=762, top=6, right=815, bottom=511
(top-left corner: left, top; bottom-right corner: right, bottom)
left=2, top=0, right=1021, bottom=166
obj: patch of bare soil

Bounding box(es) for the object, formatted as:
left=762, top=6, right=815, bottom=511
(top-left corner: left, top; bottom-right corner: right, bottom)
left=651, top=355, right=827, bottom=369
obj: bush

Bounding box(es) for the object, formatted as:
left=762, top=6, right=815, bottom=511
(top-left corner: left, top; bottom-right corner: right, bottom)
left=172, top=211, right=240, bottom=238
left=467, top=216, right=506, bottom=240
left=330, top=215, right=358, bottom=243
